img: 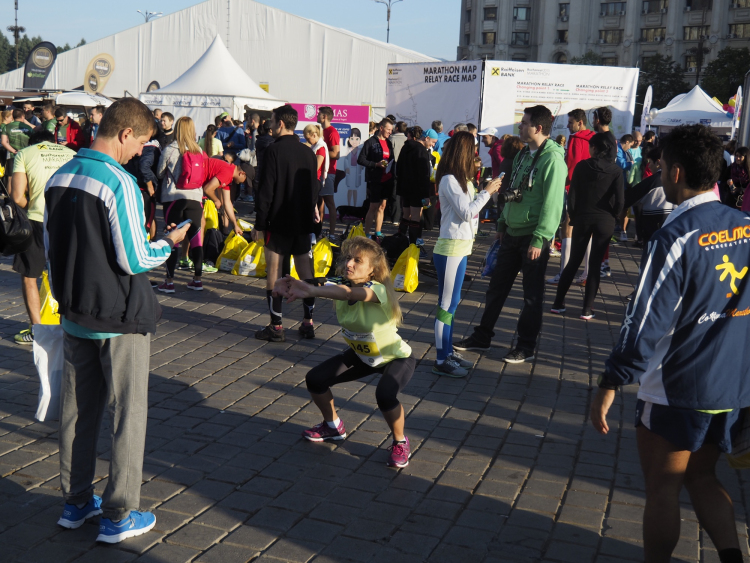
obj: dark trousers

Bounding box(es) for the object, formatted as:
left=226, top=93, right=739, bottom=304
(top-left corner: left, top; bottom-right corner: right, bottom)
left=384, top=181, right=400, bottom=223
left=472, top=233, right=551, bottom=351
left=554, top=220, right=614, bottom=313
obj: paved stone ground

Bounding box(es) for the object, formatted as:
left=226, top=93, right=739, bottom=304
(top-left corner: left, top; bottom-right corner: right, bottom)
left=0, top=213, right=748, bottom=562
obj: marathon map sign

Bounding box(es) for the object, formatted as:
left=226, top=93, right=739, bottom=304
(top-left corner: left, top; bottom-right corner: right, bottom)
left=386, top=62, right=482, bottom=130
left=481, top=61, right=639, bottom=140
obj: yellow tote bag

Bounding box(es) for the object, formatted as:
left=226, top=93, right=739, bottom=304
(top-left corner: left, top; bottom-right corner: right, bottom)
left=312, top=238, right=333, bottom=277
left=391, top=244, right=419, bottom=293
left=232, top=240, right=266, bottom=277
left=216, top=232, right=248, bottom=272
left=203, top=200, right=219, bottom=231
left=347, top=223, right=365, bottom=240
left=39, top=272, right=60, bottom=325
left=290, top=237, right=333, bottom=279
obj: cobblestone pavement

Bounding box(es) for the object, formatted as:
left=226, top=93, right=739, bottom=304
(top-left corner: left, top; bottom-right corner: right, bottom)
left=0, top=221, right=747, bottom=563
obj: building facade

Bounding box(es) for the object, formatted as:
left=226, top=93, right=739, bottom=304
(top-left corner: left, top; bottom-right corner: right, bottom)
left=457, top=0, right=749, bottom=78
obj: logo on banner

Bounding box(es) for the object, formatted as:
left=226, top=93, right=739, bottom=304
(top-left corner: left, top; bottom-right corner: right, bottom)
left=304, top=105, right=317, bottom=120
left=491, top=67, right=500, bottom=76
left=32, top=48, right=53, bottom=69
left=700, top=119, right=712, bottom=125
left=84, top=53, right=115, bottom=94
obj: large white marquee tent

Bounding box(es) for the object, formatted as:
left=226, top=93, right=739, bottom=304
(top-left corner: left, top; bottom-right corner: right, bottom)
left=0, top=0, right=436, bottom=116
left=652, top=85, right=733, bottom=130
left=139, top=35, right=281, bottom=133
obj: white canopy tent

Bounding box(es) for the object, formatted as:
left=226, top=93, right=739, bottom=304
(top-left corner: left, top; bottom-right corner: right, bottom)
left=652, top=85, right=732, bottom=129
left=139, top=35, right=281, bottom=133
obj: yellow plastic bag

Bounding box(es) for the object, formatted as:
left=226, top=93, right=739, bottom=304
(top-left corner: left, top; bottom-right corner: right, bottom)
left=347, top=223, right=365, bottom=240
left=39, top=272, right=60, bottom=325
left=216, top=232, right=248, bottom=272
left=290, top=237, right=333, bottom=279
left=232, top=239, right=266, bottom=277
left=238, top=218, right=253, bottom=231
left=391, top=244, right=419, bottom=293
left=203, top=200, right=219, bottom=231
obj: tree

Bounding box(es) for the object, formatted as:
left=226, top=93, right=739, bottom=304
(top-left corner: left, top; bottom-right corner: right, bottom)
left=570, top=51, right=603, bottom=66
left=701, top=47, right=750, bottom=103
left=635, top=54, right=690, bottom=123
left=0, top=32, right=13, bottom=74
left=58, top=38, right=86, bottom=54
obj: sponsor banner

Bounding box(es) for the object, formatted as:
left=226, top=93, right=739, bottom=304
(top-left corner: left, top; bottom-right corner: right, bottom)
left=84, top=54, right=115, bottom=94
left=385, top=62, right=482, bottom=130
left=290, top=103, right=371, bottom=207
left=23, top=42, right=57, bottom=90
left=481, top=61, right=639, bottom=141
left=641, top=85, right=653, bottom=135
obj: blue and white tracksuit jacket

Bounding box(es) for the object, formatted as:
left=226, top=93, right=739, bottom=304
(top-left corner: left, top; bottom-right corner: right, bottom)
left=603, top=191, right=750, bottom=410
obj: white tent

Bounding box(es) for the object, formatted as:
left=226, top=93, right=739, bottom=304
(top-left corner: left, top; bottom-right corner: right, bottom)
left=0, top=0, right=436, bottom=117
left=139, top=35, right=281, bottom=133
left=652, top=85, right=732, bottom=129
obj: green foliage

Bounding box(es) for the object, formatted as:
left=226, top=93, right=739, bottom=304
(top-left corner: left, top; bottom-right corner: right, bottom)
left=58, top=38, right=87, bottom=54
left=636, top=54, right=690, bottom=122
left=701, top=47, right=750, bottom=103
left=0, top=33, right=12, bottom=74
left=570, top=51, right=603, bottom=66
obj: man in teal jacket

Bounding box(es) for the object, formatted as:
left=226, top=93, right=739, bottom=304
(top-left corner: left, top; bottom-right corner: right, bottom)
left=455, top=105, right=566, bottom=363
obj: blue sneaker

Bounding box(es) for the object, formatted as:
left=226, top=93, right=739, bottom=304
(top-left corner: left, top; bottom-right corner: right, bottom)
left=57, top=495, right=103, bottom=529
left=96, top=510, right=156, bottom=543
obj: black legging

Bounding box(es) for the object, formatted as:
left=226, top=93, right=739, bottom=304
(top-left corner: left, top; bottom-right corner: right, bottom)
left=305, top=349, right=415, bottom=412
left=554, top=219, right=614, bottom=313
left=163, top=199, right=204, bottom=278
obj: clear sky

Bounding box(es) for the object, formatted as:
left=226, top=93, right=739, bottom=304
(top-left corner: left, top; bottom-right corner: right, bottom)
left=17, top=0, right=458, bottom=61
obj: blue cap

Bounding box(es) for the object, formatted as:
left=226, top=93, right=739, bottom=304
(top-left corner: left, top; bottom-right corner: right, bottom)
left=424, top=128, right=439, bottom=140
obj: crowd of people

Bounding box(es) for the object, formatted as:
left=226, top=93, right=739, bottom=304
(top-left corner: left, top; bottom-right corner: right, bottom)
left=2, top=93, right=749, bottom=562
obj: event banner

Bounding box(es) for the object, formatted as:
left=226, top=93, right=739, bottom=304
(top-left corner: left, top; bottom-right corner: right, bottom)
left=481, top=62, right=639, bottom=141
left=290, top=103, right=371, bottom=207
left=23, top=42, right=57, bottom=90
left=386, top=62, right=482, bottom=130
left=84, top=54, right=116, bottom=94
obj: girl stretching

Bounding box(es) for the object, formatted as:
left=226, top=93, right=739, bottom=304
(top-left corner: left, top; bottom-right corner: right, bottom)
left=275, top=237, right=415, bottom=468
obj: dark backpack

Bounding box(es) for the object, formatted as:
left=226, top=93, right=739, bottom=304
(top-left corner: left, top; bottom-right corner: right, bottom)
left=380, top=233, right=410, bottom=264
left=0, top=183, right=32, bottom=256
left=203, top=229, right=226, bottom=264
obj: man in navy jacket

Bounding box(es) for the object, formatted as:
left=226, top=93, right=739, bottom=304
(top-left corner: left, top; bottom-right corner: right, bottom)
left=592, top=124, right=747, bottom=563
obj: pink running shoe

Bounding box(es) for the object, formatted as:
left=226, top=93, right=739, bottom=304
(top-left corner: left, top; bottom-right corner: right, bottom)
left=157, top=282, right=175, bottom=294
left=187, top=280, right=203, bottom=291
left=387, top=436, right=411, bottom=468
left=303, top=420, right=346, bottom=442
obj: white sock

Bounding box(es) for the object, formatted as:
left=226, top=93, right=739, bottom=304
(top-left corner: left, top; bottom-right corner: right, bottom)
left=560, top=238, right=571, bottom=274
left=327, top=418, right=340, bottom=429
left=582, top=238, right=592, bottom=278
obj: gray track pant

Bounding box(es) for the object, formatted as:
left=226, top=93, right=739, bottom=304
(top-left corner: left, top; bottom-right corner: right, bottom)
left=59, top=331, right=150, bottom=521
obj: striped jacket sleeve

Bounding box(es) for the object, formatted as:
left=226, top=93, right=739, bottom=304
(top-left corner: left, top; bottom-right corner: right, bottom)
left=107, top=163, right=173, bottom=275
left=604, top=231, right=693, bottom=386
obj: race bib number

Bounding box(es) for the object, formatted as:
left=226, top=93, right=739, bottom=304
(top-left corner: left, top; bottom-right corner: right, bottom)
left=342, top=329, right=384, bottom=366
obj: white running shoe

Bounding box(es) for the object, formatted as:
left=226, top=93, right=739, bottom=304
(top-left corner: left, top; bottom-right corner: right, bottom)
left=546, top=274, right=561, bottom=285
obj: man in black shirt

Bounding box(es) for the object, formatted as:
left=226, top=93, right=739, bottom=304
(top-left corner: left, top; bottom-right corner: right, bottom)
left=251, top=105, right=318, bottom=342
left=157, top=112, right=174, bottom=149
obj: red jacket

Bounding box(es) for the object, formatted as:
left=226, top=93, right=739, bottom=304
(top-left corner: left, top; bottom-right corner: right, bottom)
left=55, top=119, right=86, bottom=152
left=489, top=139, right=503, bottom=177
left=565, top=129, right=595, bottom=189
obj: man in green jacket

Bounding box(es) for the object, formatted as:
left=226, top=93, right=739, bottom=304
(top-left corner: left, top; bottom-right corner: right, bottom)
left=454, top=105, right=566, bottom=363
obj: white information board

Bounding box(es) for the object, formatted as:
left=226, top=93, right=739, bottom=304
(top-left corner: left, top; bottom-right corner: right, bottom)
left=386, top=62, right=483, bottom=130
left=480, top=62, right=639, bottom=141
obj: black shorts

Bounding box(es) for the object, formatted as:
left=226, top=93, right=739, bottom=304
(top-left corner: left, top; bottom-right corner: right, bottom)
left=265, top=230, right=311, bottom=257
left=402, top=193, right=425, bottom=209
left=367, top=180, right=393, bottom=204
left=13, top=220, right=45, bottom=278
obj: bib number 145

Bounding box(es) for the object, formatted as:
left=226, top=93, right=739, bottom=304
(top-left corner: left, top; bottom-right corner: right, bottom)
left=342, top=330, right=384, bottom=366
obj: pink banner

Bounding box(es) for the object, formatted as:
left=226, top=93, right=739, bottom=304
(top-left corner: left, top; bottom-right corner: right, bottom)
left=290, top=103, right=371, bottom=124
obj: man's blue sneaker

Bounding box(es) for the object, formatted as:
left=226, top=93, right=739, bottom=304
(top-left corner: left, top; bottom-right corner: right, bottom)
left=57, top=495, right=103, bottom=529
left=96, top=510, right=156, bottom=543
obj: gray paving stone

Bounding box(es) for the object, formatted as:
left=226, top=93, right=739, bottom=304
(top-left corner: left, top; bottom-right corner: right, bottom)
left=0, top=232, right=745, bottom=563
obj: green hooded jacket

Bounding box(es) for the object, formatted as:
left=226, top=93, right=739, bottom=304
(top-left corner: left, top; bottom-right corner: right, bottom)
left=497, top=138, right=566, bottom=249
